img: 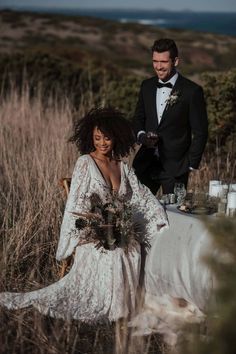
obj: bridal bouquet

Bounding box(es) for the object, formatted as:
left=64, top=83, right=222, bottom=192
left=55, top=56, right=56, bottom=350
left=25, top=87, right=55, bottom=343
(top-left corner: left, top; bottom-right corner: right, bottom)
left=72, top=193, right=149, bottom=252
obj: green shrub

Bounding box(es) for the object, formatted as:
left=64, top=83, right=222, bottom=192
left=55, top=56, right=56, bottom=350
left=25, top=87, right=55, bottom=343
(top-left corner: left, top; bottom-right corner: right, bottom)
left=202, top=69, right=236, bottom=148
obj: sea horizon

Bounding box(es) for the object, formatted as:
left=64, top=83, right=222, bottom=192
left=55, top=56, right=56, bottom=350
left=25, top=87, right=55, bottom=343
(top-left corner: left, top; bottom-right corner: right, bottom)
left=1, top=6, right=236, bottom=36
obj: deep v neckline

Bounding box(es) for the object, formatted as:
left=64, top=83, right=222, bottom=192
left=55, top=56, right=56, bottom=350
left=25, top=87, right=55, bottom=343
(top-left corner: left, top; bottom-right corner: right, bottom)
left=88, top=154, right=122, bottom=194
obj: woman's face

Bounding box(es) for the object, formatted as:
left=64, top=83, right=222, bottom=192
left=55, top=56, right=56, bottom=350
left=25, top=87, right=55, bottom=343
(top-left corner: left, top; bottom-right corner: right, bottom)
left=92, top=127, right=113, bottom=156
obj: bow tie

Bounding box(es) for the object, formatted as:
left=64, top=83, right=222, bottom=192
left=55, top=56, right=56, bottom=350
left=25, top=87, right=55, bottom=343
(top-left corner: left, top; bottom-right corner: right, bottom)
left=157, top=82, right=173, bottom=89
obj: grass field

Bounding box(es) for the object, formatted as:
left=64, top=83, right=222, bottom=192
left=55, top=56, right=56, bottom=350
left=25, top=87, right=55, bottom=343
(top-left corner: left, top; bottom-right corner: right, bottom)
left=0, top=86, right=170, bottom=354
left=0, top=84, right=235, bottom=354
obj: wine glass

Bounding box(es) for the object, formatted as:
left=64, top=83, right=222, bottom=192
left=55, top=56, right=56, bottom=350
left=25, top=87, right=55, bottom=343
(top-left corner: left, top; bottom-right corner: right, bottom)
left=174, top=183, right=186, bottom=206
left=146, top=131, right=159, bottom=147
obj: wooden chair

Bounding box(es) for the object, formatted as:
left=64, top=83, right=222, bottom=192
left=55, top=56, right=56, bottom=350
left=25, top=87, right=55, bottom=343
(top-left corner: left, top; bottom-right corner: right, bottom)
left=58, top=178, right=71, bottom=198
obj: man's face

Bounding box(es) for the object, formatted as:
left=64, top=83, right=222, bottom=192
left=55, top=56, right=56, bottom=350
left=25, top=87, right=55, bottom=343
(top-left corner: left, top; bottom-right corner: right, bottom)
left=152, top=51, right=178, bottom=81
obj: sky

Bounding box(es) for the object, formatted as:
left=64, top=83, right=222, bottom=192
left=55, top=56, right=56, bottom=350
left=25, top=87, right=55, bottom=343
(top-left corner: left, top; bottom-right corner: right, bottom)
left=0, top=0, right=236, bottom=12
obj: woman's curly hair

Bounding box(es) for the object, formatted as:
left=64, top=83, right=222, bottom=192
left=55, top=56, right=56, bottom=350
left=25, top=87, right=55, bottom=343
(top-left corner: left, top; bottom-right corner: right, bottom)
left=69, top=107, right=136, bottom=159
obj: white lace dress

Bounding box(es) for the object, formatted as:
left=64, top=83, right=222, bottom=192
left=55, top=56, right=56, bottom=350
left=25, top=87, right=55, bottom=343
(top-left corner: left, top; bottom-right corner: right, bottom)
left=0, top=155, right=168, bottom=322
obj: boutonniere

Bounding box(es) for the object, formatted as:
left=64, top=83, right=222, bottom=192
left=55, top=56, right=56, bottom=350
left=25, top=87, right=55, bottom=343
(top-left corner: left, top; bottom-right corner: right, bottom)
left=165, top=90, right=180, bottom=108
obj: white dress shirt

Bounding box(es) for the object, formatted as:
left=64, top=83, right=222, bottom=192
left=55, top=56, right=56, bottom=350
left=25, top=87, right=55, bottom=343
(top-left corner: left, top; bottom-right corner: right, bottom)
left=156, top=72, right=178, bottom=124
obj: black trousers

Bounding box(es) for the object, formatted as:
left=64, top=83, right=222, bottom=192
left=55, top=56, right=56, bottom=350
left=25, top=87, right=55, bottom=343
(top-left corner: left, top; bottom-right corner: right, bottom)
left=133, top=147, right=189, bottom=195
left=136, top=167, right=189, bottom=195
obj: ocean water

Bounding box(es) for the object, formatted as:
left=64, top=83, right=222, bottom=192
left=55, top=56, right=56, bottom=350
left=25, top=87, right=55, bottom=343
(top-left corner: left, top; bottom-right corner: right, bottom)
left=3, top=7, right=236, bottom=36
left=75, top=9, right=236, bottom=36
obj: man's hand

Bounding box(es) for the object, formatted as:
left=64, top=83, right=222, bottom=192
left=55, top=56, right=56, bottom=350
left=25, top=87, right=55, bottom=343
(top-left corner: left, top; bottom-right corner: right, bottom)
left=139, top=132, right=159, bottom=148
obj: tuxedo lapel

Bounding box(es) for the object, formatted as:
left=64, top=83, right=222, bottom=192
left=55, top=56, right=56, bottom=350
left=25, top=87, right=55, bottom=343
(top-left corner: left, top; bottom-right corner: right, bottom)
left=158, top=75, right=184, bottom=127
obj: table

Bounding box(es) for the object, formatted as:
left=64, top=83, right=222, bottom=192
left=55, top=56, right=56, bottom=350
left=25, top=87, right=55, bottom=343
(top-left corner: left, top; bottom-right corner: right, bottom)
left=130, top=208, right=215, bottom=343
left=145, top=206, right=215, bottom=311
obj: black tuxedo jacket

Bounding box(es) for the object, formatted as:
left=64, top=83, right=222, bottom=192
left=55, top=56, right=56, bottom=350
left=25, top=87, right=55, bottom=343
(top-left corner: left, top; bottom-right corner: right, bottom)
left=133, top=74, right=208, bottom=177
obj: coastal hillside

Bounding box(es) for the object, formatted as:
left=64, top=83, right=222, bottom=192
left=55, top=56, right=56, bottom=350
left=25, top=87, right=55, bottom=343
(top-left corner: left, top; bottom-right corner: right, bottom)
left=0, top=10, right=236, bottom=354
left=0, top=9, right=236, bottom=147
left=1, top=9, right=236, bottom=77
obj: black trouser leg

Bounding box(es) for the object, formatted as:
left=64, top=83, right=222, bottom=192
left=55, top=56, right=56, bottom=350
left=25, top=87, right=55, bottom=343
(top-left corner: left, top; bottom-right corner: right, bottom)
left=161, top=172, right=189, bottom=194
left=137, top=173, right=161, bottom=195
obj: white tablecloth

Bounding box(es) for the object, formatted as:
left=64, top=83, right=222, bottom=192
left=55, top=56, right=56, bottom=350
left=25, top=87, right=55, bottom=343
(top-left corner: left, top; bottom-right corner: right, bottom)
left=145, top=208, right=214, bottom=311
left=130, top=208, right=215, bottom=344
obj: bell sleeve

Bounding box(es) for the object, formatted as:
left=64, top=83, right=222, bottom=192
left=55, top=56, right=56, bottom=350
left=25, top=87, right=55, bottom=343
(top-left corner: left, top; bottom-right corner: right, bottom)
left=124, top=164, right=169, bottom=243
left=56, top=156, right=91, bottom=261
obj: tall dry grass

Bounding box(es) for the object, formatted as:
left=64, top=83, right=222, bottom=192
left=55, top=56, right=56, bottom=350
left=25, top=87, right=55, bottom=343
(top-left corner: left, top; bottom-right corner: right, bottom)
left=0, top=85, right=75, bottom=286
left=1, top=83, right=234, bottom=354
left=0, top=86, right=167, bottom=354
left=188, top=146, right=236, bottom=194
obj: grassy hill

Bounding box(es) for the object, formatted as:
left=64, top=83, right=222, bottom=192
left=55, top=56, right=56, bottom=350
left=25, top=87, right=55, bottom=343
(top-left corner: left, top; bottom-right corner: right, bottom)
left=1, top=9, right=236, bottom=78
left=0, top=9, right=235, bottom=149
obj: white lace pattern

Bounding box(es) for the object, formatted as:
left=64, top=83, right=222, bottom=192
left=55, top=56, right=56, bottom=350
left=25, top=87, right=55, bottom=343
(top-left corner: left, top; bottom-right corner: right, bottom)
left=0, top=155, right=168, bottom=322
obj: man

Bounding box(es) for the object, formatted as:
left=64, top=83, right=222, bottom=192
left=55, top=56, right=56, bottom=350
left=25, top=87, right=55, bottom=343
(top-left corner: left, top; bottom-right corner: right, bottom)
left=133, top=38, right=208, bottom=195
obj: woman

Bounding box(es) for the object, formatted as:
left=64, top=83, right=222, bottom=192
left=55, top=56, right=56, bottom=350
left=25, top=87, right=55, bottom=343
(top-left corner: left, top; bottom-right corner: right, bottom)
left=0, top=107, right=168, bottom=322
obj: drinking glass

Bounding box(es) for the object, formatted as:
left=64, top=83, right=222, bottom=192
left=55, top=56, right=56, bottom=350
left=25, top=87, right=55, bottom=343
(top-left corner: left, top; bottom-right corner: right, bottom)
left=174, top=183, right=186, bottom=206
left=228, top=208, right=236, bottom=217
left=146, top=131, right=159, bottom=148
left=160, top=194, right=169, bottom=205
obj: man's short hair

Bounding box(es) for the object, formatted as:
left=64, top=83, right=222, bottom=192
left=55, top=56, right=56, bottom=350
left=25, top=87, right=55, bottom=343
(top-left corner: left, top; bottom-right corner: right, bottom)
left=151, top=38, right=178, bottom=61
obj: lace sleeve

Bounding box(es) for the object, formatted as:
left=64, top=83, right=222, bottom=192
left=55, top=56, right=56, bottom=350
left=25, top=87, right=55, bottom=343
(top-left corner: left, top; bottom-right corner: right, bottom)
left=124, top=164, right=169, bottom=241
left=56, top=156, right=91, bottom=261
